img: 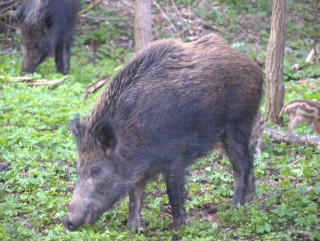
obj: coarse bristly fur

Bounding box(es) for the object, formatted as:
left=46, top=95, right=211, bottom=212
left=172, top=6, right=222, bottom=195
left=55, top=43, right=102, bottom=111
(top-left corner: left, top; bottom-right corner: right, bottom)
left=64, top=34, right=264, bottom=232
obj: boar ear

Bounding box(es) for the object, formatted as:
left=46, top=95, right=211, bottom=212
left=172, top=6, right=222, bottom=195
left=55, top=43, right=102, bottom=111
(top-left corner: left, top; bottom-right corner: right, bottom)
left=69, top=115, right=86, bottom=144
left=92, top=116, right=117, bottom=154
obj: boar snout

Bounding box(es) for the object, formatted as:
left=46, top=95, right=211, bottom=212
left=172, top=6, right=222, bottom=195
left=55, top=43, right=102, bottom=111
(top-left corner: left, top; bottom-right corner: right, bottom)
left=63, top=195, right=89, bottom=231
left=63, top=199, right=100, bottom=231
left=21, top=49, right=42, bottom=75
left=21, top=60, right=36, bottom=75
left=63, top=215, right=79, bottom=231
left=21, top=67, right=36, bottom=76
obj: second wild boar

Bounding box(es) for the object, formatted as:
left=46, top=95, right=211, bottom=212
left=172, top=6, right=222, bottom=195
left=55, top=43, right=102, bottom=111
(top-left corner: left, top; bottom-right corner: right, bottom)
left=16, top=0, right=79, bottom=75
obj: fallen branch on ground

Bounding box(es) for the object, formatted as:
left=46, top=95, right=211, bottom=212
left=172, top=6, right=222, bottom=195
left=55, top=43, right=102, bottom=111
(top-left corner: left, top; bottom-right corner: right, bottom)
left=264, top=128, right=320, bottom=147
left=291, top=62, right=313, bottom=72
left=27, top=77, right=66, bottom=86
left=291, top=46, right=319, bottom=72
left=306, top=46, right=318, bottom=64
left=79, top=15, right=129, bottom=21
left=0, top=75, right=66, bottom=85
left=78, top=0, right=103, bottom=16
left=83, top=73, right=108, bottom=102
left=0, top=75, right=33, bottom=82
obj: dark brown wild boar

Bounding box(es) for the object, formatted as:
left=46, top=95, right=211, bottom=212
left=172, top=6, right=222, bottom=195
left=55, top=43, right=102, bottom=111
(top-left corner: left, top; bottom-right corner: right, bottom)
left=63, top=34, right=264, bottom=231
left=280, top=99, right=320, bottom=134
left=16, top=0, right=79, bottom=75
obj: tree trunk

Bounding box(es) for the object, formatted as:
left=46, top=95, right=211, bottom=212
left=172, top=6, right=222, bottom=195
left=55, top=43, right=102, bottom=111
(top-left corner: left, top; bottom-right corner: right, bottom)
left=134, top=0, right=152, bottom=52
left=265, top=0, right=289, bottom=124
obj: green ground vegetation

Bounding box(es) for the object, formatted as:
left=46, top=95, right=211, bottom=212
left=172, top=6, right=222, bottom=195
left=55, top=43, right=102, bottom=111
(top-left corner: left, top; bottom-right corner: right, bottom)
left=0, top=0, right=319, bottom=240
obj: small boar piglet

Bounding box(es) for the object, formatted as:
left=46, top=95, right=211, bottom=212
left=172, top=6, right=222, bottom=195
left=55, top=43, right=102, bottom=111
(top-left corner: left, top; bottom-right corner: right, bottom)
left=63, top=34, right=264, bottom=231
left=280, top=99, right=320, bottom=134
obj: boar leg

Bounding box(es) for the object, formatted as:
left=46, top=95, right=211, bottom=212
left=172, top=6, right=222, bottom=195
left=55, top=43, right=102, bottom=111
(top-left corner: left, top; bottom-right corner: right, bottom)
left=225, top=127, right=255, bottom=207
left=164, top=165, right=188, bottom=229
left=254, top=140, right=262, bottom=159
left=311, top=121, right=320, bottom=134
left=127, top=181, right=145, bottom=230
left=245, top=159, right=256, bottom=202
left=251, top=137, right=262, bottom=159
left=55, top=40, right=69, bottom=75
left=288, top=116, right=299, bottom=133
left=63, top=41, right=71, bottom=74
left=55, top=41, right=64, bottom=74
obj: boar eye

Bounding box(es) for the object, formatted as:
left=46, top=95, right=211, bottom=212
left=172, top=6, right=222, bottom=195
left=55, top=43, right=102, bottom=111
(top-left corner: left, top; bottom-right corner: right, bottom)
left=90, top=166, right=101, bottom=177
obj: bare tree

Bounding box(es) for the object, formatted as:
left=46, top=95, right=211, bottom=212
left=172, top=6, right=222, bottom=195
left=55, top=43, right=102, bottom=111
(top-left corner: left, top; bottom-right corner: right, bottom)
left=134, top=0, right=152, bottom=52
left=265, top=0, right=289, bottom=124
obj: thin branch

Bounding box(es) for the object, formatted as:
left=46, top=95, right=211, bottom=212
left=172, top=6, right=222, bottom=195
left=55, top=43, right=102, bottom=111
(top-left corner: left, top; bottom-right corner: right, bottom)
left=305, top=46, right=318, bottom=64
left=191, top=0, right=202, bottom=8
left=170, top=0, right=183, bottom=24
left=291, top=62, right=313, bottom=73
left=283, top=72, right=299, bottom=81
left=83, top=72, right=108, bottom=102
left=191, top=13, right=226, bottom=34
left=79, top=15, right=129, bottom=21
left=153, top=0, right=176, bottom=35
left=78, top=0, right=103, bottom=16
left=0, top=1, right=20, bottom=17
left=0, top=75, right=33, bottom=82
left=27, top=77, right=66, bottom=86
left=0, top=0, right=17, bottom=8
left=286, top=229, right=313, bottom=238
left=0, top=10, right=16, bottom=19
left=0, top=19, right=17, bottom=29
left=0, top=75, right=66, bottom=85
left=0, top=38, right=12, bottom=42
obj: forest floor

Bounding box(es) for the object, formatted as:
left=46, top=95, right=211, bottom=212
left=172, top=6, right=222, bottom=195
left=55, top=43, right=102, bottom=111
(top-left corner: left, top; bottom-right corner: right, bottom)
left=1, top=0, right=320, bottom=240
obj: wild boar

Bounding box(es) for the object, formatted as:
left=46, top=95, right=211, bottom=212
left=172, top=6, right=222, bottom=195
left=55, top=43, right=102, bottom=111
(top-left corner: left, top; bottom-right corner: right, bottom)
left=63, top=34, right=264, bottom=231
left=280, top=99, right=320, bottom=134
left=16, top=0, right=79, bottom=75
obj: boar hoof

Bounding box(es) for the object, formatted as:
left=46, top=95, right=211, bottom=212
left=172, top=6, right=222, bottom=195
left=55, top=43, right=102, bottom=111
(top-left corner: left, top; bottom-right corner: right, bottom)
left=173, top=214, right=189, bottom=229
left=127, top=216, right=142, bottom=231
